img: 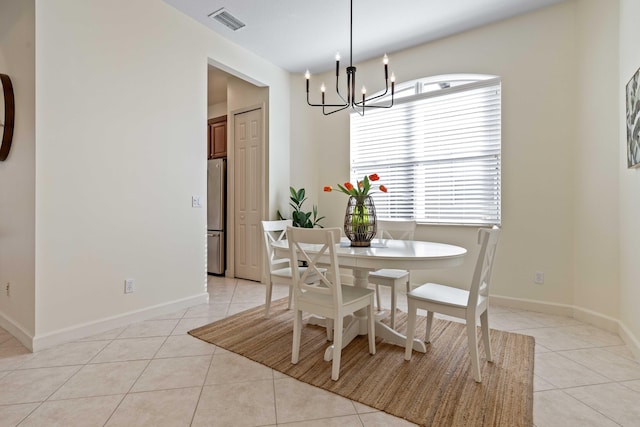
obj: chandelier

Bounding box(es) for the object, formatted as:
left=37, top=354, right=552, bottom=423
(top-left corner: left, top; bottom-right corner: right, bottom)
left=305, top=0, right=395, bottom=116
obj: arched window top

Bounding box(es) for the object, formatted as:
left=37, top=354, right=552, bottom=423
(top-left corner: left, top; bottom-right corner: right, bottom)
left=374, top=73, right=500, bottom=104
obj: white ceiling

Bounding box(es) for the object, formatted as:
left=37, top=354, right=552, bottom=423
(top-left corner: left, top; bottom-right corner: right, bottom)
left=165, top=0, right=567, bottom=74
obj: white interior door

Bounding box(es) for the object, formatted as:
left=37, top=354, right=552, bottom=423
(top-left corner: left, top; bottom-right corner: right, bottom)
left=233, top=108, right=262, bottom=281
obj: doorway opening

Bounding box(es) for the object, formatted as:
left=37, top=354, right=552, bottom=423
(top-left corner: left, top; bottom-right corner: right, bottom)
left=207, top=65, right=268, bottom=282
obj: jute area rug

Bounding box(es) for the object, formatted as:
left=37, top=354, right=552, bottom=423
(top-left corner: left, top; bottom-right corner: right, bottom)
left=189, top=298, right=534, bottom=427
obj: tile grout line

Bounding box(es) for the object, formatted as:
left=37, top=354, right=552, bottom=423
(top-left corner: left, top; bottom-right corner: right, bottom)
left=188, top=351, right=216, bottom=426
left=535, top=388, right=624, bottom=427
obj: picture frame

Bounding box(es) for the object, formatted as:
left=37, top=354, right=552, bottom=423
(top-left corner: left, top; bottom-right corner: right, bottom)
left=626, top=67, right=640, bottom=168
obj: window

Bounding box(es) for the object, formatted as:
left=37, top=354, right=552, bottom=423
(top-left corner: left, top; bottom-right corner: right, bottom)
left=350, top=74, right=501, bottom=225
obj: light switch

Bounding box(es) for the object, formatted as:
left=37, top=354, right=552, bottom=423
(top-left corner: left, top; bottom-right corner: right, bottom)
left=192, top=195, right=202, bottom=208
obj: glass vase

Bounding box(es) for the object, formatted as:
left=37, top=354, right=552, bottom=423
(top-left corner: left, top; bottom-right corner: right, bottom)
left=343, top=195, right=377, bottom=247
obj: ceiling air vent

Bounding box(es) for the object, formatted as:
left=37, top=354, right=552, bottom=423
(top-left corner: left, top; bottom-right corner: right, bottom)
left=208, top=8, right=246, bottom=31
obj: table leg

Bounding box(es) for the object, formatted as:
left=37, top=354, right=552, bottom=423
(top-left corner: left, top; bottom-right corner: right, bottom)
left=323, top=314, right=359, bottom=361
left=375, top=321, right=427, bottom=352
left=322, top=268, right=427, bottom=360
left=356, top=268, right=426, bottom=353
left=352, top=269, right=369, bottom=288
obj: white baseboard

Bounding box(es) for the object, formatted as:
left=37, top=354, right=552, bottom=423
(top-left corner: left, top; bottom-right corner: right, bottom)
left=572, top=306, right=620, bottom=334
left=490, top=295, right=574, bottom=317
left=491, top=294, right=640, bottom=362
left=0, top=312, right=35, bottom=351
left=31, top=293, right=209, bottom=352
left=618, top=322, right=640, bottom=362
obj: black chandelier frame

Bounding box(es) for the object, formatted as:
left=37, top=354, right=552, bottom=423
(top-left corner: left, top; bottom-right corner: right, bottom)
left=305, top=0, right=395, bottom=116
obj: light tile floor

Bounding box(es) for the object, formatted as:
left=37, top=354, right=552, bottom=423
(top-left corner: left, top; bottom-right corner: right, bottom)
left=0, top=275, right=639, bottom=426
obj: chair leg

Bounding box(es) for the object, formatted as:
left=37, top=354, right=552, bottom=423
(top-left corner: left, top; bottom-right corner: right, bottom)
left=425, top=311, right=434, bottom=343
left=265, top=280, right=273, bottom=317
left=404, top=299, right=417, bottom=360
left=375, top=284, right=382, bottom=311
left=331, top=315, right=343, bottom=381
left=291, top=310, right=302, bottom=365
left=368, top=299, right=376, bottom=355
left=292, top=309, right=302, bottom=364
left=326, top=318, right=334, bottom=341
left=466, top=318, right=482, bottom=382
left=480, top=310, right=493, bottom=362
left=390, top=283, right=397, bottom=329
left=287, top=284, right=293, bottom=310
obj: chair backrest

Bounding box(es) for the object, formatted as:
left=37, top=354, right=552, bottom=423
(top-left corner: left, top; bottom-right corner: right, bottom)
left=261, top=220, right=293, bottom=271
left=468, top=226, right=501, bottom=308
left=287, top=227, right=343, bottom=306
left=377, top=219, right=417, bottom=241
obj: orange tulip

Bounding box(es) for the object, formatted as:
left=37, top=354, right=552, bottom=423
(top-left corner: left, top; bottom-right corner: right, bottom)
left=326, top=174, right=388, bottom=198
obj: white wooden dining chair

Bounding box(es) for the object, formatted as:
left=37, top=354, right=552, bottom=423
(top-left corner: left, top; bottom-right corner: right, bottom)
left=368, top=219, right=417, bottom=329
left=261, top=220, right=294, bottom=317
left=261, top=220, right=327, bottom=317
left=287, top=226, right=376, bottom=381
left=404, top=226, right=500, bottom=383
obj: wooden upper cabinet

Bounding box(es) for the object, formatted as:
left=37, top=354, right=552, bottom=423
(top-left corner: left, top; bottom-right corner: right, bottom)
left=208, top=115, right=227, bottom=159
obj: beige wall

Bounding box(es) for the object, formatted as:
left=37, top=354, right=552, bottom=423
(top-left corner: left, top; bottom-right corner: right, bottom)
left=0, top=0, right=36, bottom=341
left=619, top=0, right=640, bottom=353
left=573, top=0, right=620, bottom=319
left=208, top=102, right=227, bottom=119
left=35, top=0, right=207, bottom=337
left=23, top=0, right=290, bottom=348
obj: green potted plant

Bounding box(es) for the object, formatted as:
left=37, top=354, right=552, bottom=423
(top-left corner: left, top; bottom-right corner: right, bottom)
left=279, top=187, right=324, bottom=228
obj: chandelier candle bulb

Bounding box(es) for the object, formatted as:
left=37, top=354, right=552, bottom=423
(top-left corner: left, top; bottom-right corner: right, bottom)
left=305, top=70, right=310, bottom=92
left=383, top=54, right=389, bottom=79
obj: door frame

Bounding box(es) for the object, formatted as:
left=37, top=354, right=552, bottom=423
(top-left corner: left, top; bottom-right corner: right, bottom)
left=226, top=103, right=267, bottom=280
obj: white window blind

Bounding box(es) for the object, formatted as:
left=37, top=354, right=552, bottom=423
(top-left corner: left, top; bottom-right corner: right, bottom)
left=350, top=76, right=501, bottom=225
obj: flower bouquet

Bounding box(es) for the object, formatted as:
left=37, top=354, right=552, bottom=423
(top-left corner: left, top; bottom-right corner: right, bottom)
left=324, top=174, right=387, bottom=247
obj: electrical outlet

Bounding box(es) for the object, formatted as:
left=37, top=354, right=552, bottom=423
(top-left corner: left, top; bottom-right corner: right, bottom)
left=192, top=195, right=202, bottom=208
left=534, top=271, right=544, bottom=284
left=124, top=279, right=135, bottom=294
left=5, top=282, right=9, bottom=296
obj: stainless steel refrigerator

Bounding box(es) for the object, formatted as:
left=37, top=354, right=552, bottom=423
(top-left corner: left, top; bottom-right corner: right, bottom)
left=207, top=158, right=226, bottom=274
